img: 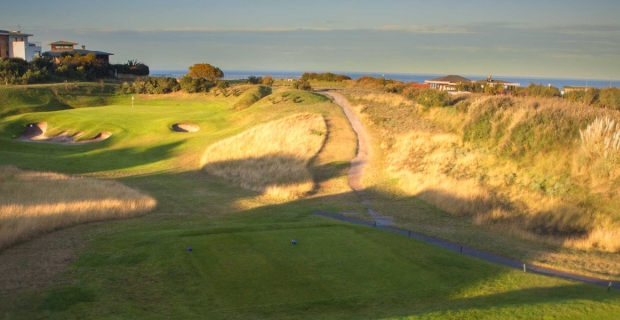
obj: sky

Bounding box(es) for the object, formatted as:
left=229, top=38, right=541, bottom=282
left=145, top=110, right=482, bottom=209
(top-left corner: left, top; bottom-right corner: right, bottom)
left=1, top=0, right=620, bottom=79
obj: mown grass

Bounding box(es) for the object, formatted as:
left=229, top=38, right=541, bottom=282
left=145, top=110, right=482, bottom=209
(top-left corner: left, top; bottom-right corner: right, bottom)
left=0, top=83, right=122, bottom=118
left=345, top=89, right=620, bottom=278
left=1, top=83, right=620, bottom=318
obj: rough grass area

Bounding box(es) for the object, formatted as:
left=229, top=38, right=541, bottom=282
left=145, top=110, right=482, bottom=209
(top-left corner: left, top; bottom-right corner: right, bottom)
left=346, top=90, right=620, bottom=278
left=202, top=114, right=327, bottom=198
left=0, top=166, right=156, bottom=250
left=231, top=85, right=272, bottom=109
left=0, top=83, right=121, bottom=118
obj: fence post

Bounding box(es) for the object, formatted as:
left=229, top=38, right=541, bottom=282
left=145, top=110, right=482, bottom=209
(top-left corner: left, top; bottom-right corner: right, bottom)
left=460, top=246, right=463, bottom=253
left=408, top=230, right=411, bottom=237
left=609, top=282, right=613, bottom=292
left=523, top=264, right=527, bottom=272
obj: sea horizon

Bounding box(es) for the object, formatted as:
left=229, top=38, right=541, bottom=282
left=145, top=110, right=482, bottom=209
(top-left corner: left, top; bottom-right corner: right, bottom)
left=150, top=69, right=618, bottom=90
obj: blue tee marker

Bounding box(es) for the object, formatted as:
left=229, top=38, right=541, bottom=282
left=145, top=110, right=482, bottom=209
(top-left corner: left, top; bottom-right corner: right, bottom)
left=291, top=239, right=297, bottom=245
left=187, top=246, right=192, bottom=251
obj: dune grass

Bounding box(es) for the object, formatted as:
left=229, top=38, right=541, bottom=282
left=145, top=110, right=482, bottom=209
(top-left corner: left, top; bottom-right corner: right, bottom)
left=2, top=85, right=620, bottom=318
left=345, top=90, right=620, bottom=278
left=0, top=166, right=156, bottom=250
left=202, top=114, right=327, bottom=198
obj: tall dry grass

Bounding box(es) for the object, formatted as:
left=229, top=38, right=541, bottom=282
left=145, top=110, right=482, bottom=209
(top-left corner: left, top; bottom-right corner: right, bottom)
left=0, top=166, right=156, bottom=250
left=201, top=114, right=327, bottom=198
left=353, top=92, right=620, bottom=252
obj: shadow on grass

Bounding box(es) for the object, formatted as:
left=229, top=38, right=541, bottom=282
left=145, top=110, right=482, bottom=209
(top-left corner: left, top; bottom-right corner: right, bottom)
left=0, top=139, right=185, bottom=174
left=2, top=159, right=620, bottom=319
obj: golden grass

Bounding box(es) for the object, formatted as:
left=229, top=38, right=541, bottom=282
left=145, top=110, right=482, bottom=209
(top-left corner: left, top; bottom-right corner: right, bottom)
left=201, top=114, right=327, bottom=198
left=385, top=126, right=620, bottom=252
left=0, top=166, right=156, bottom=250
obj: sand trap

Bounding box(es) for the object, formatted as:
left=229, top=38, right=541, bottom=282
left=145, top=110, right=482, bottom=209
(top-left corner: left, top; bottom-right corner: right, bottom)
left=172, top=123, right=200, bottom=132
left=17, top=122, right=111, bottom=144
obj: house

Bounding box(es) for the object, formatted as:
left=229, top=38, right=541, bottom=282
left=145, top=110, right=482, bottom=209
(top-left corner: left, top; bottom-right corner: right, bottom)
left=43, top=41, right=113, bottom=63
left=425, top=74, right=521, bottom=92
left=0, top=30, right=42, bottom=61
left=424, top=75, right=472, bottom=91
left=478, top=75, right=520, bottom=91
left=562, top=86, right=589, bottom=93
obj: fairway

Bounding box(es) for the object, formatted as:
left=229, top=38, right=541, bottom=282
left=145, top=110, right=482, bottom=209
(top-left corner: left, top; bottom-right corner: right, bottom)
left=1, top=85, right=620, bottom=319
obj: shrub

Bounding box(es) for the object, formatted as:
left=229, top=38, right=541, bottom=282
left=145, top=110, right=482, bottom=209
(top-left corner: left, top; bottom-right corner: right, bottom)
left=179, top=75, right=212, bottom=93
left=520, top=83, right=561, bottom=98
left=293, top=79, right=313, bottom=91
left=262, top=75, right=274, bottom=87
left=416, top=89, right=450, bottom=109
left=247, top=75, right=263, bottom=85
left=129, top=77, right=180, bottom=94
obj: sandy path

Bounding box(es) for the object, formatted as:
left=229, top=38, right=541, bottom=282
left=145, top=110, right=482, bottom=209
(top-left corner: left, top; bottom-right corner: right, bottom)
left=322, top=91, right=370, bottom=193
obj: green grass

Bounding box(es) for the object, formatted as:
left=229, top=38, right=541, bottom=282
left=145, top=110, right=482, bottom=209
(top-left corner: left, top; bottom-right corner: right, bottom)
left=0, top=83, right=123, bottom=118
left=1, top=86, right=620, bottom=319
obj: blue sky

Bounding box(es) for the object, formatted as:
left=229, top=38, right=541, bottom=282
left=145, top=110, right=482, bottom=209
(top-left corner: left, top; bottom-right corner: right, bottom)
left=2, top=0, right=620, bottom=79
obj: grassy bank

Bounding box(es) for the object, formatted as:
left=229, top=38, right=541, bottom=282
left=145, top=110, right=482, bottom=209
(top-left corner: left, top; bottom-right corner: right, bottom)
left=0, top=82, right=122, bottom=118
left=344, top=88, right=620, bottom=279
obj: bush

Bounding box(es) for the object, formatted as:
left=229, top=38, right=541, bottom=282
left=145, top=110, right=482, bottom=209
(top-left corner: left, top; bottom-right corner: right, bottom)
left=293, top=79, right=313, bottom=91
left=599, top=88, right=620, bottom=110
left=520, top=83, right=561, bottom=98
left=261, top=75, right=274, bottom=87
left=409, top=88, right=450, bottom=109
left=247, top=75, right=263, bottom=85
left=179, top=76, right=212, bottom=93
left=129, top=77, right=180, bottom=94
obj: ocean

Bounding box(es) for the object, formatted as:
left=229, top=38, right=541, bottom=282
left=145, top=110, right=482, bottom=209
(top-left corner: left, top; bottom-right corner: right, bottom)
left=150, top=70, right=618, bottom=90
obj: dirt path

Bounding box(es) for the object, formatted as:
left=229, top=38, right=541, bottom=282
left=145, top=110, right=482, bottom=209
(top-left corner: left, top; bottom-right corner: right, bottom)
left=321, top=91, right=370, bottom=193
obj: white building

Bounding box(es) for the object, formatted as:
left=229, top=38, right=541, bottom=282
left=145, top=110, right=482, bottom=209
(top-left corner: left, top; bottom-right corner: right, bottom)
left=0, top=30, right=42, bottom=62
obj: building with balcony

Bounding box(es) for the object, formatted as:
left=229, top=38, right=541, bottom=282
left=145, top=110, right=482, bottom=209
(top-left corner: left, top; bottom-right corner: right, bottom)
left=44, top=41, right=113, bottom=64
left=0, top=30, right=42, bottom=61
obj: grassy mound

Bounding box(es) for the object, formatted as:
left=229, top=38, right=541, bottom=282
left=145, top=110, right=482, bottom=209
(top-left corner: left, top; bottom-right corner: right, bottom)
left=231, top=85, right=272, bottom=109
left=202, top=114, right=326, bottom=198
left=0, top=166, right=156, bottom=250
left=0, top=83, right=121, bottom=118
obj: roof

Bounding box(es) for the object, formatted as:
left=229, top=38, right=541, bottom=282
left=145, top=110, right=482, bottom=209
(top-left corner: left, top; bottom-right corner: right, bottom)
left=426, top=75, right=472, bottom=83
left=49, top=40, right=79, bottom=45
left=43, top=49, right=114, bottom=57
left=0, top=30, right=34, bottom=37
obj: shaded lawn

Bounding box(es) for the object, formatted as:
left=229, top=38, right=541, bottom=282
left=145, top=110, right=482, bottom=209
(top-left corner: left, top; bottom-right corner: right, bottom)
left=2, top=207, right=620, bottom=319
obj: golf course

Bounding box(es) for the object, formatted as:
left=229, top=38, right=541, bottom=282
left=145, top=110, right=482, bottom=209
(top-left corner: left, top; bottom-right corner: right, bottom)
left=1, top=82, right=619, bottom=319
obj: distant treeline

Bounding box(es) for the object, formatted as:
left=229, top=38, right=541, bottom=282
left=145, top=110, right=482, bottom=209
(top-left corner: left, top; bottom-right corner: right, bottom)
left=0, top=56, right=150, bottom=85
left=301, top=72, right=351, bottom=82
left=0, top=54, right=110, bottom=84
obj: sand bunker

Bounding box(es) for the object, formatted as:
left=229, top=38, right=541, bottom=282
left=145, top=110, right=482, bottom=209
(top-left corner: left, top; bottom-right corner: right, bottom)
left=17, top=122, right=111, bottom=144
left=172, top=123, right=200, bottom=132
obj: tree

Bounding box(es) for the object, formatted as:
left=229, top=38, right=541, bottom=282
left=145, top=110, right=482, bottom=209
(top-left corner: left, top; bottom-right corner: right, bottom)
left=247, top=75, right=262, bottom=84
left=187, top=63, right=224, bottom=82
left=261, top=75, right=274, bottom=87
